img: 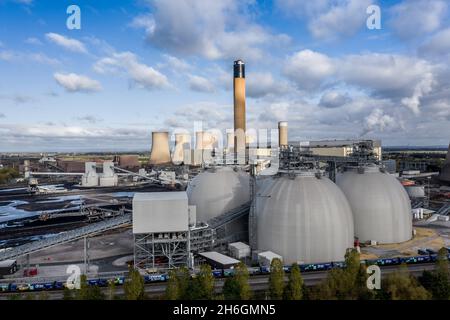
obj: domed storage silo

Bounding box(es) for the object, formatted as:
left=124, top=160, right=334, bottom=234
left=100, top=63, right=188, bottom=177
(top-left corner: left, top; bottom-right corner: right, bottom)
left=187, top=167, right=250, bottom=223
left=256, top=172, right=354, bottom=264
left=336, top=165, right=412, bottom=244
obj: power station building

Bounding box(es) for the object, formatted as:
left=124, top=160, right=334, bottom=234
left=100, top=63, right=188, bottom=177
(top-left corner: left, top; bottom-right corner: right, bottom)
left=309, top=140, right=382, bottom=161
left=130, top=60, right=415, bottom=271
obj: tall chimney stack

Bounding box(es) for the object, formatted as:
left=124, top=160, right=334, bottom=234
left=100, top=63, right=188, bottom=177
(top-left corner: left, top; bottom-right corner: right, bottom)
left=233, top=59, right=246, bottom=163
left=278, top=121, right=288, bottom=147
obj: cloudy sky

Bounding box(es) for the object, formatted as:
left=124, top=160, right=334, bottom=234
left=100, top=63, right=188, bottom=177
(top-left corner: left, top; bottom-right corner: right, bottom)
left=0, top=0, right=449, bottom=152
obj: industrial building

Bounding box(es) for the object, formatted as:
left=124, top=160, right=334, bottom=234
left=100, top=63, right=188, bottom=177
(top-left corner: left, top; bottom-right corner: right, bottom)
left=308, top=140, right=382, bottom=161
left=0, top=59, right=426, bottom=279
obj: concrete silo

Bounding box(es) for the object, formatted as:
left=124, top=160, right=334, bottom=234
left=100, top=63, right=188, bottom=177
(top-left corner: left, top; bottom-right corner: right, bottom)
left=149, top=132, right=171, bottom=165
left=336, top=165, right=412, bottom=244
left=186, top=167, right=250, bottom=223
left=256, top=171, right=354, bottom=264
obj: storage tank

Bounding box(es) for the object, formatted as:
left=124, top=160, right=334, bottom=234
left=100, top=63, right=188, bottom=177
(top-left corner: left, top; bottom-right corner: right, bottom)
left=186, top=167, right=250, bottom=222
left=336, top=165, right=412, bottom=244
left=256, top=172, right=354, bottom=264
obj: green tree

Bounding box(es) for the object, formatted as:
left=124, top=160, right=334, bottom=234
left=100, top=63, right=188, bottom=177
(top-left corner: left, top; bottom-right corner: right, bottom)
left=176, top=266, right=192, bottom=299
left=75, top=274, right=89, bottom=300
left=74, top=274, right=105, bottom=300
left=165, top=269, right=180, bottom=300
left=190, top=264, right=215, bottom=300
left=62, top=287, right=73, bottom=300
left=107, top=280, right=116, bottom=300
left=268, top=258, right=285, bottom=300
left=313, top=249, right=374, bottom=300
left=383, top=264, right=431, bottom=300
left=223, top=262, right=252, bottom=300
left=419, top=247, right=450, bottom=299
left=124, top=268, right=146, bottom=300
left=285, top=263, right=303, bottom=300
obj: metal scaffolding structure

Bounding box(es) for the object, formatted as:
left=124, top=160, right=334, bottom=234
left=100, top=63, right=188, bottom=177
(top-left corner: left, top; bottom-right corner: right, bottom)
left=134, top=231, right=189, bottom=271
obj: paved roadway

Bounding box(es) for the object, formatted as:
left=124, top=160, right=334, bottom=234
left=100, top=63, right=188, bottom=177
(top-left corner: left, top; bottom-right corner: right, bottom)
left=0, top=263, right=439, bottom=300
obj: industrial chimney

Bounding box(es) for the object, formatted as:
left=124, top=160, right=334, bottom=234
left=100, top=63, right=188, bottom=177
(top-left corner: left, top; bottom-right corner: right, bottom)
left=172, top=133, right=191, bottom=164
left=278, top=121, right=288, bottom=147
left=149, top=131, right=171, bottom=165
left=233, top=59, right=246, bottom=163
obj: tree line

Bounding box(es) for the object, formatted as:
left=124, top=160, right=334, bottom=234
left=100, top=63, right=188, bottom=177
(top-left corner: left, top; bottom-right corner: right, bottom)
left=8, top=247, right=450, bottom=300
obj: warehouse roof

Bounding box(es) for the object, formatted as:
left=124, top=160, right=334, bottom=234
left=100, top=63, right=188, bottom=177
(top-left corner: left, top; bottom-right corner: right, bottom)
left=133, top=192, right=187, bottom=201
left=198, top=251, right=240, bottom=267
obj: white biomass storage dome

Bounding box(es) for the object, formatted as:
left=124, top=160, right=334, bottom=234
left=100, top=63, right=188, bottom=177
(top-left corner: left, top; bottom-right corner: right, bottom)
left=187, top=167, right=250, bottom=222
left=336, top=165, right=412, bottom=244
left=256, top=172, right=354, bottom=264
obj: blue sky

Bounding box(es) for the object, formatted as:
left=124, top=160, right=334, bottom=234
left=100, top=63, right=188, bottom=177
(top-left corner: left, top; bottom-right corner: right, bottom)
left=0, top=0, right=449, bottom=152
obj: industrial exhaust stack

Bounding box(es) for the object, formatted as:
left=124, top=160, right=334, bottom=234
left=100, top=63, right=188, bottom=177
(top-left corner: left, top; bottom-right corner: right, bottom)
left=233, top=59, right=246, bottom=163
left=278, top=121, right=288, bottom=147
left=149, top=131, right=171, bottom=165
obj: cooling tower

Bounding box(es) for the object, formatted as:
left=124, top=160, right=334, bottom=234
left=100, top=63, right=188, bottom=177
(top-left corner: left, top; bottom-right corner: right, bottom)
left=172, top=133, right=191, bottom=165
left=233, top=60, right=246, bottom=161
left=439, top=143, right=450, bottom=183
left=256, top=172, right=354, bottom=264
left=278, top=121, right=288, bottom=146
left=227, top=132, right=234, bottom=151
left=195, top=131, right=215, bottom=150
left=149, top=131, right=171, bottom=165
left=336, top=165, right=412, bottom=244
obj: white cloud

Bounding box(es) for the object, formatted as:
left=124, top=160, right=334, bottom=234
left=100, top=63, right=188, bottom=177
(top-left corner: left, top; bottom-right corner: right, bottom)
left=283, top=50, right=335, bottom=90
left=276, top=0, right=372, bottom=40
left=0, top=50, right=60, bottom=65
left=94, top=51, right=169, bottom=90
left=25, top=37, right=42, bottom=45
left=45, top=33, right=87, bottom=54
left=246, top=72, right=290, bottom=98
left=188, top=75, right=215, bottom=93
left=0, top=93, right=35, bottom=104
left=419, top=27, right=450, bottom=57
left=54, top=73, right=102, bottom=93
left=389, top=0, right=447, bottom=40
left=309, top=0, right=372, bottom=40
left=161, top=54, right=191, bottom=72
left=76, top=115, right=103, bottom=124
left=283, top=50, right=438, bottom=114
left=0, top=113, right=5, bottom=118
left=319, top=90, right=351, bottom=108
left=134, top=0, right=290, bottom=60
left=362, top=108, right=400, bottom=135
